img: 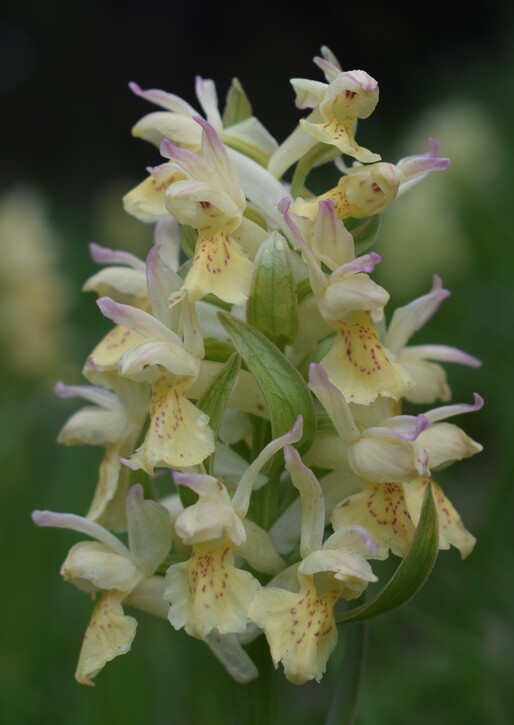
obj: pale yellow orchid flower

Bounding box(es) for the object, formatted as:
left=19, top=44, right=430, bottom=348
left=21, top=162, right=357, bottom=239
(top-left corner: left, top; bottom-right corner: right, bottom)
left=249, top=446, right=377, bottom=684
left=291, top=138, right=450, bottom=223
left=160, top=119, right=254, bottom=305
left=32, top=485, right=172, bottom=685
left=268, top=46, right=380, bottom=178
left=165, top=418, right=303, bottom=640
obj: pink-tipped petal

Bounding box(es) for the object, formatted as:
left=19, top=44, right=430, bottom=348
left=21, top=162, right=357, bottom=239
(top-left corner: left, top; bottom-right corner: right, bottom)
left=425, top=393, right=484, bottom=423
left=89, top=242, right=146, bottom=271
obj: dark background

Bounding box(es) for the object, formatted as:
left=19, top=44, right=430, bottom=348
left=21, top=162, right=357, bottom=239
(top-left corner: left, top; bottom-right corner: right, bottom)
left=1, top=2, right=514, bottom=724
left=2, top=0, right=514, bottom=194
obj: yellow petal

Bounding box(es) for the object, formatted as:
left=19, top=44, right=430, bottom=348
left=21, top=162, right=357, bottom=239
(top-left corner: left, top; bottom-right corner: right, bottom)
left=248, top=578, right=339, bottom=684
left=123, top=166, right=185, bottom=222
left=182, top=230, right=254, bottom=304
left=128, top=374, right=215, bottom=473
left=86, top=442, right=129, bottom=532
left=321, top=312, right=412, bottom=405
left=75, top=594, right=137, bottom=686
left=61, top=542, right=140, bottom=593
left=300, top=116, right=379, bottom=164
left=86, top=325, right=145, bottom=372
left=404, top=478, right=476, bottom=559
left=331, top=482, right=415, bottom=559
left=166, top=543, right=260, bottom=639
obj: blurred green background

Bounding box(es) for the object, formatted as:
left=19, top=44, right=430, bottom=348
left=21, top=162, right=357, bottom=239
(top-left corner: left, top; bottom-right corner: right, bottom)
left=1, top=2, right=513, bottom=723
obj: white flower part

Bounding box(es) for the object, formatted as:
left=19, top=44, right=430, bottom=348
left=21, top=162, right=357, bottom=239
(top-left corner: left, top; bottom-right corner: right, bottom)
left=417, top=422, right=483, bottom=469
left=283, top=445, right=325, bottom=557
left=55, top=372, right=149, bottom=530
left=269, top=469, right=362, bottom=556
left=173, top=473, right=246, bottom=547
left=213, top=442, right=268, bottom=489
left=237, top=519, right=285, bottom=575
left=205, top=631, right=259, bottom=683
left=96, top=297, right=199, bottom=382
left=82, top=242, right=147, bottom=305
left=61, top=542, right=140, bottom=593
left=309, top=362, right=432, bottom=482
left=415, top=394, right=484, bottom=468
left=129, top=76, right=278, bottom=165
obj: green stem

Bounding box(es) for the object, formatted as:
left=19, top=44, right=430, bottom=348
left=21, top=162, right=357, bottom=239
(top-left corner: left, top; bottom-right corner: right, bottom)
left=235, top=635, right=279, bottom=725
left=325, top=624, right=369, bottom=725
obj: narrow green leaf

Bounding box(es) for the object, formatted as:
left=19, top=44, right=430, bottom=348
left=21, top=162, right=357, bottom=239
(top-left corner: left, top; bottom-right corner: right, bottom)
left=325, top=624, right=368, bottom=725
left=222, top=78, right=253, bottom=127
left=197, top=352, right=241, bottom=435
left=218, top=313, right=316, bottom=452
left=335, top=483, right=439, bottom=624
left=246, top=232, right=298, bottom=347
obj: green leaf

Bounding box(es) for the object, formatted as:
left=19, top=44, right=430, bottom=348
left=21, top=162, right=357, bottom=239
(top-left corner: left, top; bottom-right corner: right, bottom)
left=246, top=232, right=298, bottom=347
left=325, top=624, right=368, bottom=725
left=335, top=483, right=439, bottom=624
left=217, top=313, right=316, bottom=453
left=222, top=78, right=253, bottom=127
left=197, top=353, right=241, bottom=474
left=203, top=339, right=235, bottom=363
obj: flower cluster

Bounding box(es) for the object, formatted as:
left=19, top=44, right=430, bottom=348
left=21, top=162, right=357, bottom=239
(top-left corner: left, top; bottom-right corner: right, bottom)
left=33, top=47, right=483, bottom=687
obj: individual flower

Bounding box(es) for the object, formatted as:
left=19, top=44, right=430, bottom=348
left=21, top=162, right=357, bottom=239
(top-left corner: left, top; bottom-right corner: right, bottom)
left=0, top=187, right=72, bottom=378
left=165, top=418, right=303, bottom=640
left=384, top=274, right=482, bottom=404
left=290, top=138, right=450, bottom=223
left=159, top=118, right=254, bottom=305
left=128, top=75, right=277, bottom=161
left=96, top=290, right=215, bottom=473
left=248, top=446, right=378, bottom=684
left=309, top=363, right=483, bottom=482
left=123, top=76, right=278, bottom=223
left=268, top=46, right=380, bottom=178
left=32, top=485, right=172, bottom=685
left=54, top=372, right=148, bottom=530
left=281, top=199, right=411, bottom=405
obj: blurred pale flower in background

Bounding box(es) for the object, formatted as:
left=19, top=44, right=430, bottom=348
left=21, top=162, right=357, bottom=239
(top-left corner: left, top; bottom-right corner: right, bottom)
left=375, top=100, right=502, bottom=297
left=0, top=186, right=73, bottom=379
